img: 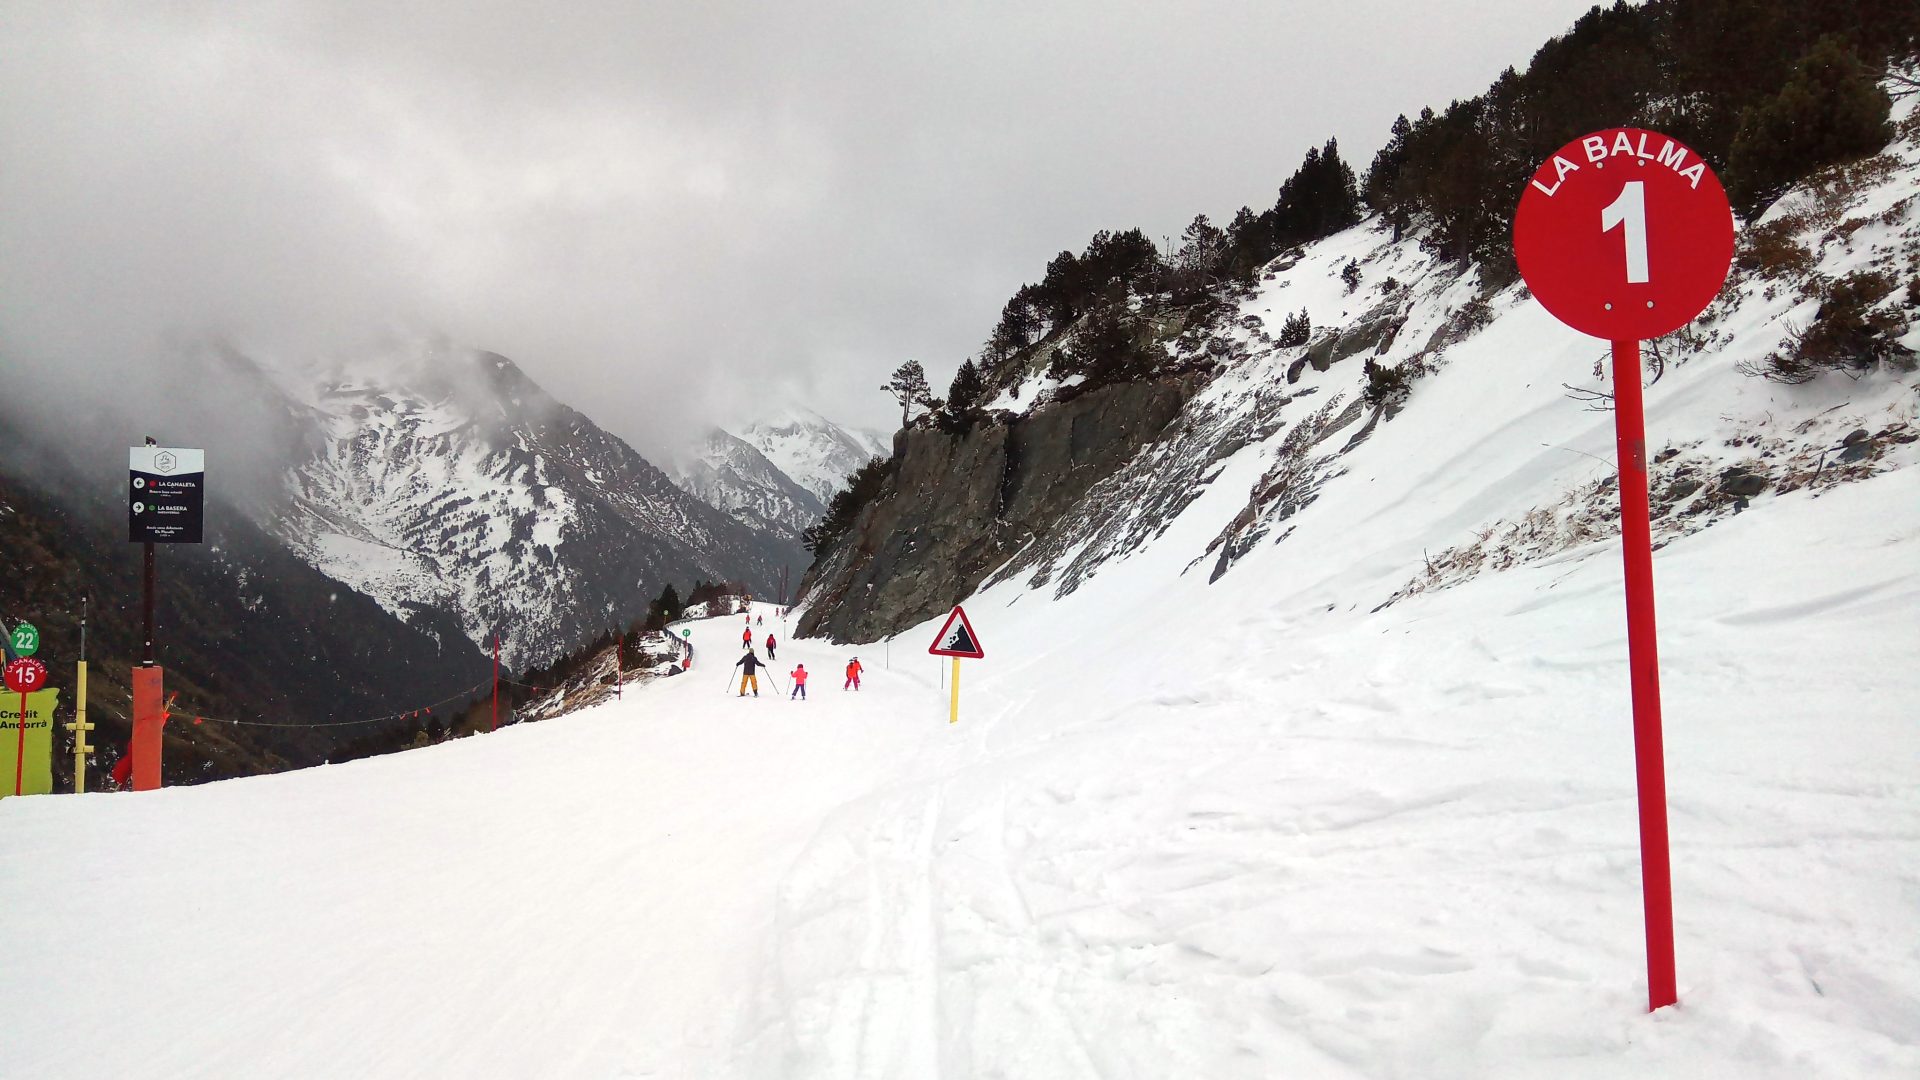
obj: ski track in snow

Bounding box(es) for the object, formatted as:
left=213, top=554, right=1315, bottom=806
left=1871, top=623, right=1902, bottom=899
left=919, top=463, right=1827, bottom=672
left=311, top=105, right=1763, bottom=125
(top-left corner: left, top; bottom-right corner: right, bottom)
left=4, top=485, right=1916, bottom=1079
left=8, top=100, right=1920, bottom=1075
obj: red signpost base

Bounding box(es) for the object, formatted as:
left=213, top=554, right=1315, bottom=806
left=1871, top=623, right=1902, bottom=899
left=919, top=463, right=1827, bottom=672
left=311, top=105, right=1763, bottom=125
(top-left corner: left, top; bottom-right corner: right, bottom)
left=13, top=692, right=24, bottom=796
left=130, top=665, right=166, bottom=792
left=1612, top=339, right=1677, bottom=1012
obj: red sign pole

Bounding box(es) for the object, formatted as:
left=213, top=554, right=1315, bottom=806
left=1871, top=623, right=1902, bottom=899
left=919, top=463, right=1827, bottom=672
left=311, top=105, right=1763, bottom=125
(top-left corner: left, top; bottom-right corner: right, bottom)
left=13, top=691, right=24, bottom=796
left=491, top=635, right=500, bottom=733
left=1516, top=128, right=1731, bottom=1013
left=1611, top=338, right=1677, bottom=1011
left=5, top=658, right=50, bottom=796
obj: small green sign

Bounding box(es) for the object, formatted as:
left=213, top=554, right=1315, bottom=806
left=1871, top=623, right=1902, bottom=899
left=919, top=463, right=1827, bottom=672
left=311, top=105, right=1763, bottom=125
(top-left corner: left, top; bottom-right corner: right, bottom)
left=9, top=622, right=38, bottom=658
left=682, top=629, right=691, bottom=639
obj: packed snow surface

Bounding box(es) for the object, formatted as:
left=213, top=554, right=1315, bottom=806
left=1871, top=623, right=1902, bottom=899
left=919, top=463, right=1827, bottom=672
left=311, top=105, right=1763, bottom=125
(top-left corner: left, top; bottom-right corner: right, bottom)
left=7, top=102, right=1919, bottom=1077
left=4, top=454, right=1916, bottom=1077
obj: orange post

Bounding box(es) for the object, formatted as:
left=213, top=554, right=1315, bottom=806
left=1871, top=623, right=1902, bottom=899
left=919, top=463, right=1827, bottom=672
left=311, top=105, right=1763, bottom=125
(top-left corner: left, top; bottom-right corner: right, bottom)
left=130, top=665, right=166, bottom=791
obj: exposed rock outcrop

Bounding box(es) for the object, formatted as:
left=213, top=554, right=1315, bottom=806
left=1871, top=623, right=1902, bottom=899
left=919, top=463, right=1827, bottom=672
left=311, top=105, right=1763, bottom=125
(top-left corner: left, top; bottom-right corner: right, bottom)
left=795, top=376, right=1200, bottom=643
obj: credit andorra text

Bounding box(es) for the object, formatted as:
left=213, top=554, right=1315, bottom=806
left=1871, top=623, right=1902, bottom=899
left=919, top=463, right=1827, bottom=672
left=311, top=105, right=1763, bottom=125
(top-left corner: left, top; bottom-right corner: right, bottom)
left=0, top=715, right=51, bottom=729
left=1530, top=131, right=1708, bottom=198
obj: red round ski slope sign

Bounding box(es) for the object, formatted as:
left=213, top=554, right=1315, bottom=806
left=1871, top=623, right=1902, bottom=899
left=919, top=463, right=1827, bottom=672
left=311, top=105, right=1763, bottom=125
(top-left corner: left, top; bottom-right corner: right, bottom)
left=1514, top=128, right=1734, bottom=341
left=4, top=657, right=47, bottom=695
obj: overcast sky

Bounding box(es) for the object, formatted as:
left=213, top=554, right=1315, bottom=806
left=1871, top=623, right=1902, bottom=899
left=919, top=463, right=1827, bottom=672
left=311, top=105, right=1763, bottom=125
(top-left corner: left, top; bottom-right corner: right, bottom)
left=2, top=0, right=1604, bottom=457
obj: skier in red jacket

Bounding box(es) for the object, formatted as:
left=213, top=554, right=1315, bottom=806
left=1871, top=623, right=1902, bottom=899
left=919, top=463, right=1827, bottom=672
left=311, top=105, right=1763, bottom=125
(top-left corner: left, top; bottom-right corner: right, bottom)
left=765, top=633, right=777, bottom=661
left=790, top=664, right=808, bottom=700
left=844, top=657, right=863, bottom=691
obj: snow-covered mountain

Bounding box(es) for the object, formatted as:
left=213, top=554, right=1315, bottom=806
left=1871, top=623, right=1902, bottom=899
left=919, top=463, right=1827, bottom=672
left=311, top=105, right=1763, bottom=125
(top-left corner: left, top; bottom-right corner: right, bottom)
left=737, top=406, right=891, bottom=504
left=232, top=340, right=801, bottom=669
left=666, top=427, right=826, bottom=546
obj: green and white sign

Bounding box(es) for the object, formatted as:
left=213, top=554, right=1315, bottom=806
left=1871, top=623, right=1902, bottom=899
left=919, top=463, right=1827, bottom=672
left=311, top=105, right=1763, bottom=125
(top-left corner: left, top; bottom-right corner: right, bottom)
left=9, top=621, right=39, bottom=658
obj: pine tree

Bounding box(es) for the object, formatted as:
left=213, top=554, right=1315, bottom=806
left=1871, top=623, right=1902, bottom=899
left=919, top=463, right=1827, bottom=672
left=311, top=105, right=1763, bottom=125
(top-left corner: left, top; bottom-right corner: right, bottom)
left=1033, top=250, right=1084, bottom=325
left=1058, top=307, right=1157, bottom=386
left=987, top=286, right=1046, bottom=360
left=881, top=360, right=934, bottom=428
left=946, top=360, right=987, bottom=414
left=1276, top=310, right=1311, bottom=349
left=1727, top=35, right=1893, bottom=213
left=1364, top=115, right=1415, bottom=240
left=1270, top=138, right=1361, bottom=249
left=1171, top=214, right=1228, bottom=296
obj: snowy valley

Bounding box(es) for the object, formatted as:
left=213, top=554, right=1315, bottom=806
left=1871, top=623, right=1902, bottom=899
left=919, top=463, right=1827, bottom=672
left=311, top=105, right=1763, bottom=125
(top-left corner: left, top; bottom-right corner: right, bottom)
left=6, top=80, right=1917, bottom=1080
left=3, top=3, right=1919, bottom=1077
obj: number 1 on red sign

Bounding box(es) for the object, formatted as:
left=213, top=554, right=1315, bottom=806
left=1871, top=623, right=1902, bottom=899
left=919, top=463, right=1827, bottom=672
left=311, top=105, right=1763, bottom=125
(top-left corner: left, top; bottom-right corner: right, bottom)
left=1601, top=181, right=1650, bottom=285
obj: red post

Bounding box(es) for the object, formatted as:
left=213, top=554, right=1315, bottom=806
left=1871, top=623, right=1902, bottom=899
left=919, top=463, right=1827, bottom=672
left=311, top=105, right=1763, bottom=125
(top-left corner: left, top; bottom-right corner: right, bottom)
left=1612, top=338, right=1677, bottom=1011
left=616, top=633, right=623, bottom=700
left=13, top=691, right=24, bottom=796
left=491, top=635, right=499, bottom=733
left=129, top=665, right=166, bottom=790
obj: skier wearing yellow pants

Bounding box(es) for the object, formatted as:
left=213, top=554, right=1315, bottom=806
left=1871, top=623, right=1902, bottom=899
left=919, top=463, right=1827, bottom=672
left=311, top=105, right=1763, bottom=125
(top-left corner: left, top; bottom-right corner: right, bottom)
left=734, top=650, right=770, bottom=697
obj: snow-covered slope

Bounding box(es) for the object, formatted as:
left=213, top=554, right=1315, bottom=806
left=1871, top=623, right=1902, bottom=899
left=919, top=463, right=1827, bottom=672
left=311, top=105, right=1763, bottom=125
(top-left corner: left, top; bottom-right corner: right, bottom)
left=804, top=100, right=1920, bottom=635
left=739, top=405, right=891, bottom=503
left=5, top=85, right=1917, bottom=1080
left=667, top=427, right=826, bottom=545
left=261, top=340, right=800, bottom=668
left=6, top=455, right=1915, bottom=1077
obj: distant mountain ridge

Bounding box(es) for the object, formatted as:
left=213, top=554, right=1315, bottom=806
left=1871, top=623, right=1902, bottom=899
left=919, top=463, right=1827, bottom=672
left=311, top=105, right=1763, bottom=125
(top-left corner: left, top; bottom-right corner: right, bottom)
left=664, top=407, right=891, bottom=552
left=737, top=407, right=891, bottom=504
left=257, top=341, right=804, bottom=668
left=0, top=336, right=815, bottom=783
left=667, top=428, right=826, bottom=546
left=0, top=415, right=492, bottom=786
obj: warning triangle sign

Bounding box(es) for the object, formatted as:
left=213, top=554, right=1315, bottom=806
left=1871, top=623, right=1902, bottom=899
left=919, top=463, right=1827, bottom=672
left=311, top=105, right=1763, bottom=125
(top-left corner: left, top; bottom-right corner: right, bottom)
left=928, top=605, right=985, bottom=658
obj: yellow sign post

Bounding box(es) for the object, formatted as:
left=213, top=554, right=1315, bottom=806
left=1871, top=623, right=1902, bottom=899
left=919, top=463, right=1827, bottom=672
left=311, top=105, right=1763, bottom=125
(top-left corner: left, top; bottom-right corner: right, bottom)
left=71, top=661, right=92, bottom=793
left=928, top=605, right=984, bottom=726
left=1, top=688, right=61, bottom=798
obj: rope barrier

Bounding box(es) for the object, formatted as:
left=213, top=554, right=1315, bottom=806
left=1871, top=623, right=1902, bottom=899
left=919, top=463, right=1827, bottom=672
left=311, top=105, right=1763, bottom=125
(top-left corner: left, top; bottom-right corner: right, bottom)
left=167, top=622, right=697, bottom=732
left=175, top=677, right=493, bottom=730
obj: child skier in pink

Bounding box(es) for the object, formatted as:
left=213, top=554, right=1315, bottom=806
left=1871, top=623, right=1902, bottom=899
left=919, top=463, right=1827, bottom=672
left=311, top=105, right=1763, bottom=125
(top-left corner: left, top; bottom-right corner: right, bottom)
left=790, top=664, right=808, bottom=700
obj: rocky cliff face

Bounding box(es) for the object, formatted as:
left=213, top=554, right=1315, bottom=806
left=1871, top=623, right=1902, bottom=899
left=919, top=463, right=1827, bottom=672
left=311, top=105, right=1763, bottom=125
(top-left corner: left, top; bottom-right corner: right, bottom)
left=795, top=375, right=1199, bottom=643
